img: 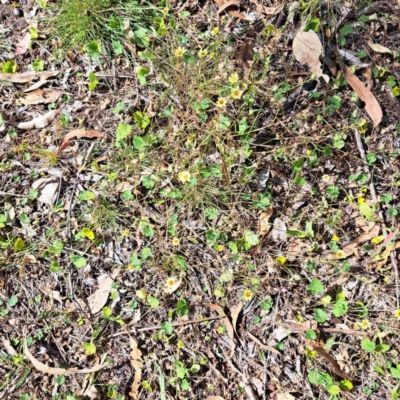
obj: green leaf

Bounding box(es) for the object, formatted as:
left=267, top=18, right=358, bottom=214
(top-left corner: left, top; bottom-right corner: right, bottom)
left=141, top=247, right=152, bottom=260
left=326, top=186, right=340, bottom=198
left=361, top=338, right=375, bottom=352
left=307, top=279, right=324, bottom=295
left=291, top=157, right=304, bottom=172
left=112, top=101, right=125, bottom=115
left=308, top=370, right=325, bottom=385
left=339, top=25, right=353, bottom=36
left=49, top=261, right=60, bottom=273
left=326, top=384, right=341, bottom=395
left=112, top=41, right=123, bottom=55
left=391, top=367, right=400, bottom=379
left=133, top=111, right=150, bottom=129
left=181, top=379, right=190, bottom=391
left=32, top=59, right=44, bottom=72
left=328, top=95, right=342, bottom=109
left=0, top=114, right=3, bottom=125
left=56, top=375, right=65, bottom=385
left=102, top=306, right=112, bottom=319
left=116, top=123, right=132, bottom=147
left=359, top=202, right=372, bottom=218
left=381, top=194, right=392, bottom=204
left=332, top=300, right=348, bottom=317
left=136, top=67, right=149, bottom=85
left=14, top=238, right=25, bottom=251
left=87, top=41, right=101, bottom=58
left=389, top=207, right=398, bottom=218
left=260, top=297, right=273, bottom=311
left=70, top=255, right=87, bottom=268
left=147, top=296, right=159, bottom=307
left=161, top=321, right=173, bottom=335
left=79, top=190, right=96, bottom=201
left=8, top=296, right=18, bottom=307
left=376, top=344, right=390, bottom=353
left=314, top=309, right=328, bottom=323
left=304, top=17, right=321, bottom=32
left=366, top=153, right=377, bottom=164
left=82, top=342, right=96, bottom=355
left=218, top=114, right=231, bottom=130
left=48, top=240, right=63, bottom=255
left=305, top=330, right=317, bottom=340
left=2, top=60, right=17, bottom=73
left=133, top=136, right=145, bottom=152
left=176, top=298, right=189, bottom=316
left=244, top=230, right=259, bottom=246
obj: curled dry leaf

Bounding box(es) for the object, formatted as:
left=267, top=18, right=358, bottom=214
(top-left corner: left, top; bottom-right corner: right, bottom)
left=270, top=217, right=287, bottom=242
left=21, top=254, right=37, bottom=267
left=213, top=0, right=253, bottom=21
left=249, top=0, right=280, bottom=15
left=368, top=40, right=392, bottom=54
left=0, top=70, right=59, bottom=84
left=19, top=89, right=62, bottom=105
left=69, top=267, right=121, bottom=314
left=58, top=129, right=105, bottom=154
left=258, top=206, right=273, bottom=235
left=204, top=303, right=235, bottom=357
left=15, top=32, right=31, bottom=56
left=14, top=110, right=57, bottom=130
left=32, top=177, right=59, bottom=205
left=334, top=47, right=382, bottom=127
left=129, top=336, right=143, bottom=399
left=24, top=340, right=107, bottom=375
left=2, top=337, right=17, bottom=356
left=231, top=302, right=242, bottom=333
left=293, top=30, right=329, bottom=83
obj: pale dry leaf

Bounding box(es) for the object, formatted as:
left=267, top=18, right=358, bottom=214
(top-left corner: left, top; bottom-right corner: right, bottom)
left=206, top=397, right=226, bottom=400
left=217, top=0, right=239, bottom=14
left=246, top=331, right=281, bottom=355
left=277, top=393, right=296, bottom=400
left=270, top=217, right=287, bottom=242
left=231, top=302, right=242, bottom=333
left=368, top=40, right=392, bottom=54
left=115, top=182, right=135, bottom=192
left=249, top=0, right=280, bottom=15
left=163, top=277, right=182, bottom=295
left=213, top=0, right=253, bottom=21
left=69, top=267, right=121, bottom=314
left=20, top=89, right=61, bottom=105
left=287, top=238, right=308, bottom=261
left=58, top=129, right=105, bottom=153
left=76, top=382, right=99, bottom=399
left=22, top=254, right=37, bottom=267
left=293, top=30, right=329, bottom=83
left=204, top=303, right=235, bottom=357
left=0, top=70, right=59, bottom=84
left=32, top=177, right=59, bottom=205
left=2, top=337, right=17, bottom=356
left=14, top=110, right=57, bottom=130
left=258, top=206, right=273, bottom=235
left=335, top=48, right=382, bottom=127
left=24, top=79, right=51, bottom=92
left=15, top=32, right=31, bottom=55
left=129, top=336, right=142, bottom=399
left=24, top=341, right=107, bottom=375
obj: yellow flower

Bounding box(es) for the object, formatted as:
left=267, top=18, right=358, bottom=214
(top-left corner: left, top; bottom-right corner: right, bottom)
left=209, top=52, right=215, bottom=59
left=275, top=255, right=286, bottom=265
left=172, top=237, right=180, bottom=246
left=198, top=49, right=207, bottom=58
left=217, top=244, right=224, bottom=251
left=336, top=250, right=346, bottom=259
left=306, top=346, right=316, bottom=358
left=243, top=289, right=253, bottom=302
left=177, top=340, right=184, bottom=349
left=217, top=325, right=225, bottom=334
left=358, top=197, right=365, bottom=204
left=305, top=149, right=312, bottom=156
left=212, top=27, right=219, bottom=35
left=174, top=47, right=186, bottom=57
left=139, top=153, right=145, bottom=160
left=122, top=229, right=130, bottom=237
left=322, top=174, right=330, bottom=182
left=165, top=277, right=176, bottom=287
left=178, top=170, right=191, bottom=183
left=361, top=319, right=371, bottom=329
left=331, top=234, right=339, bottom=242
left=371, top=235, right=384, bottom=244
left=231, top=89, right=243, bottom=99
left=162, top=7, right=169, bottom=14
left=395, top=309, right=400, bottom=319
left=216, top=97, right=227, bottom=108
left=228, top=72, right=239, bottom=84
left=127, top=264, right=135, bottom=271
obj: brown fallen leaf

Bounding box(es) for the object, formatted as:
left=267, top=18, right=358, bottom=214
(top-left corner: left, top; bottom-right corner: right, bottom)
left=231, top=302, right=242, bottom=333
left=249, top=0, right=280, bottom=15
left=58, top=129, right=105, bottom=154
left=374, top=241, right=400, bottom=271
left=129, top=336, right=142, bottom=399
left=15, top=32, right=31, bottom=56
left=206, top=397, right=226, bottom=400
left=246, top=331, right=281, bottom=355
left=2, top=337, right=17, bottom=356
left=0, top=70, right=59, bottom=84
left=258, top=206, right=273, bottom=235
left=368, top=40, right=392, bottom=54
left=276, top=394, right=295, bottom=400
left=293, top=30, right=329, bottom=83
left=213, top=0, right=253, bottom=21
left=24, top=340, right=107, bottom=375
left=238, top=42, right=253, bottom=72
left=14, top=110, right=57, bottom=130
left=69, top=267, right=121, bottom=314
left=360, top=67, right=374, bottom=90
left=31, top=177, right=59, bottom=205
left=334, top=47, right=382, bottom=127
left=204, top=303, right=235, bottom=357
left=19, top=89, right=62, bottom=105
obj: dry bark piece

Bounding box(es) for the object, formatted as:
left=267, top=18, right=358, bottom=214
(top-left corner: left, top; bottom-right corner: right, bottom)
left=58, top=129, right=105, bottom=153
left=14, top=110, right=57, bottom=130
left=15, top=32, right=31, bottom=55
left=368, top=40, right=392, bottom=54
left=129, top=337, right=142, bottom=399
left=213, top=0, right=253, bottom=21
left=19, top=89, right=61, bottom=105
left=0, top=70, right=59, bottom=83
left=334, top=47, right=382, bottom=127
left=258, top=206, right=273, bottom=235
left=204, top=303, right=235, bottom=357
left=293, top=30, right=329, bottom=83
left=24, top=341, right=107, bottom=375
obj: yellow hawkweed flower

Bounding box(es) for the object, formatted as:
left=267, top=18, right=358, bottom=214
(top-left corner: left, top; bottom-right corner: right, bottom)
left=198, top=49, right=207, bottom=58
left=217, top=244, right=224, bottom=251
left=358, top=197, right=365, bottom=204
left=361, top=319, right=371, bottom=329
left=336, top=250, right=346, bottom=259
left=122, top=229, right=130, bottom=237
left=216, top=97, right=227, bottom=108
left=209, top=52, right=215, bottom=59
left=127, top=264, right=135, bottom=271
left=243, top=289, right=253, bottom=302
left=231, top=89, right=243, bottom=99
left=371, top=235, right=384, bottom=244
left=177, top=340, right=184, bottom=349
left=212, top=27, right=219, bottom=35
left=275, top=255, right=286, bottom=265
left=165, top=277, right=176, bottom=287
left=331, top=234, right=340, bottom=242
left=139, top=153, right=145, bottom=160
left=228, top=72, right=239, bottom=84
left=172, top=237, right=180, bottom=246
left=162, top=7, right=169, bottom=14
left=178, top=170, right=191, bottom=183
left=322, top=174, right=330, bottom=182
left=174, top=47, right=186, bottom=57
left=395, top=309, right=400, bottom=319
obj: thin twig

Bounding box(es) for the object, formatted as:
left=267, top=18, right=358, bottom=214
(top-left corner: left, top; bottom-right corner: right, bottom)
left=137, top=316, right=220, bottom=332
